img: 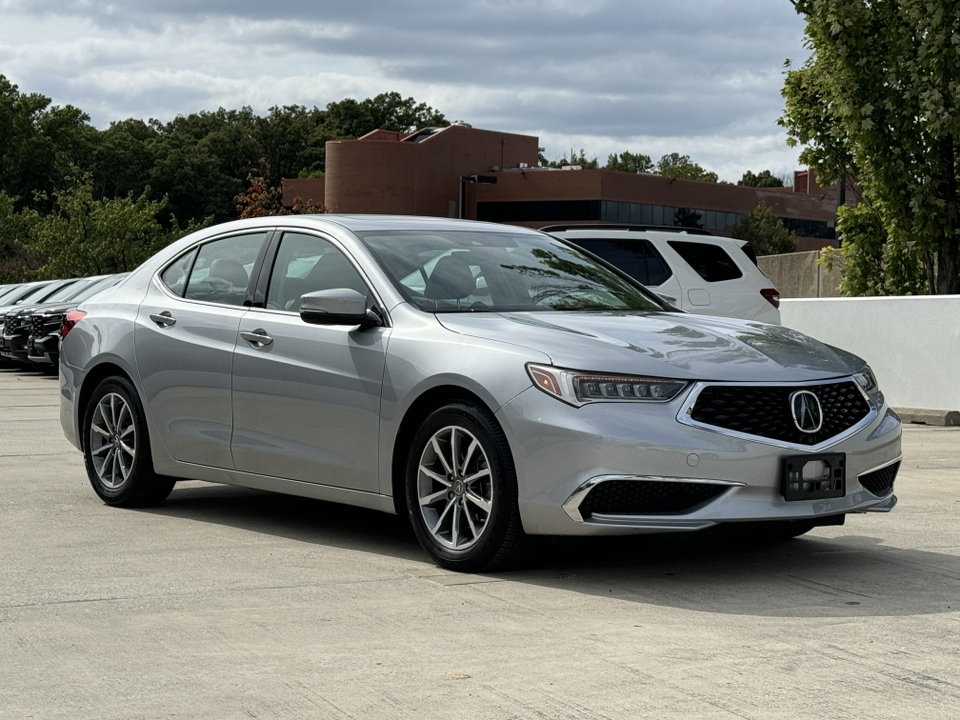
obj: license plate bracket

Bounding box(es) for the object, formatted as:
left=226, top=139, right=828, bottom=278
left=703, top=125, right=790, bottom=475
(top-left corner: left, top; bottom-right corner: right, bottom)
left=781, top=453, right=845, bottom=501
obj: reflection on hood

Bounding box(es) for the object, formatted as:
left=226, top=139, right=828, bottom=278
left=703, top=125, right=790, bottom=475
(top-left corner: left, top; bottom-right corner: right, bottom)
left=437, top=311, right=862, bottom=383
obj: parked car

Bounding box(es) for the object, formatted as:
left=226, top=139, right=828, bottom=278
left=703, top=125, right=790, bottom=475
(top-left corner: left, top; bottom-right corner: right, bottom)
left=542, top=225, right=781, bottom=323
left=59, top=216, right=900, bottom=571
left=1, top=277, right=97, bottom=365
left=25, top=274, right=128, bottom=369
left=0, top=280, right=80, bottom=364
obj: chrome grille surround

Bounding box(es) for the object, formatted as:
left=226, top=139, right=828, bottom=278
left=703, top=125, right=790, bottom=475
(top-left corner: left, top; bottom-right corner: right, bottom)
left=677, top=376, right=878, bottom=453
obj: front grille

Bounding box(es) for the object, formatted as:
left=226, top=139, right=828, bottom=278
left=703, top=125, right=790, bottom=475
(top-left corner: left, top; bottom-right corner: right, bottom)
left=859, top=461, right=899, bottom=496
left=690, top=381, right=870, bottom=446
left=31, top=315, right=44, bottom=338
left=578, top=480, right=727, bottom=517
left=2, top=315, right=13, bottom=336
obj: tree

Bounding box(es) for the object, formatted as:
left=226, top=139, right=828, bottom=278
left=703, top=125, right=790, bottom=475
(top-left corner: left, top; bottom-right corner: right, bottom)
left=738, top=169, right=784, bottom=188
left=605, top=151, right=654, bottom=173
left=540, top=148, right=599, bottom=169
left=0, top=192, right=40, bottom=282
left=27, top=177, right=206, bottom=279
left=780, top=0, right=960, bottom=294
left=730, top=202, right=797, bottom=256
left=0, top=75, right=96, bottom=212
left=655, top=153, right=719, bottom=182
left=235, top=164, right=326, bottom=218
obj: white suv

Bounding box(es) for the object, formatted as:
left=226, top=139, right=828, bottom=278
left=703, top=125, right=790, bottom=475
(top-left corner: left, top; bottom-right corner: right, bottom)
left=543, top=225, right=781, bottom=324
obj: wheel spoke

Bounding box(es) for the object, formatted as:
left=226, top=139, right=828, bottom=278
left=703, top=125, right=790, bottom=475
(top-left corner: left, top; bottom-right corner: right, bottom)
left=465, top=489, right=491, bottom=514
left=419, top=488, right=448, bottom=506
left=431, top=436, right=454, bottom=477
left=451, top=503, right=461, bottom=547
left=464, top=503, right=479, bottom=539
left=119, top=440, right=135, bottom=457
left=420, top=465, right=451, bottom=487
left=92, top=443, right=111, bottom=457
left=461, top=439, right=478, bottom=475
left=91, top=422, right=110, bottom=438
left=432, top=498, right=455, bottom=535
left=462, top=468, right=490, bottom=486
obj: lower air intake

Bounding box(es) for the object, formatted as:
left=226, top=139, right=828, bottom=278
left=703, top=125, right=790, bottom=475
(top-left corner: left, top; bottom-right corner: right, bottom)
left=578, top=480, right=727, bottom=517
left=858, top=461, right=899, bottom=496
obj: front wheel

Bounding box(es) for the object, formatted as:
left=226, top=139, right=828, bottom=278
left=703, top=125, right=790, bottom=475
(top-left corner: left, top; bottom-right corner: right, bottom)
left=83, top=375, right=175, bottom=507
left=406, top=402, right=526, bottom=572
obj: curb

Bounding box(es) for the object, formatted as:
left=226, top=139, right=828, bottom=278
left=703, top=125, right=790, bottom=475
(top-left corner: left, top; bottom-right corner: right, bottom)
left=893, top=408, right=960, bottom=427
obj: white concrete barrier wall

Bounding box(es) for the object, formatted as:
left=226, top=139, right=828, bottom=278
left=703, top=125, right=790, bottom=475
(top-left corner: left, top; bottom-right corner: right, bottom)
left=781, top=295, right=960, bottom=412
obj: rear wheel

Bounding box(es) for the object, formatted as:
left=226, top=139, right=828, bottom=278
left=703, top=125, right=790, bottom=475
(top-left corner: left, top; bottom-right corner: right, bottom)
left=83, top=376, right=175, bottom=507
left=406, top=402, right=526, bottom=572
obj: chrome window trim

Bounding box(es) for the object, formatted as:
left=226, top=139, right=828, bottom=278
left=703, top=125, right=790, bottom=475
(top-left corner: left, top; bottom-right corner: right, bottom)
left=562, top=473, right=745, bottom=523
left=256, top=226, right=393, bottom=327
left=155, top=229, right=273, bottom=307
left=675, top=376, right=879, bottom=453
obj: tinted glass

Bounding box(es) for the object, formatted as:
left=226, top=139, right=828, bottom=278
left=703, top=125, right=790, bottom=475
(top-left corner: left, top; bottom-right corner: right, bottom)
left=183, top=233, right=267, bottom=306
left=359, top=230, right=664, bottom=313
left=69, top=274, right=125, bottom=303
left=161, top=249, right=198, bottom=297
left=667, top=241, right=743, bottom=282
left=41, top=279, right=87, bottom=303
left=570, top=239, right=672, bottom=287
left=265, top=232, right=368, bottom=312
left=13, top=283, right=60, bottom=305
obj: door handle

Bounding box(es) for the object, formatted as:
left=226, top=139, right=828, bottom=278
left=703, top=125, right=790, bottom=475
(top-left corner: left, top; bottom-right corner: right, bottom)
left=240, top=329, right=273, bottom=347
left=150, top=311, right=176, bottom=327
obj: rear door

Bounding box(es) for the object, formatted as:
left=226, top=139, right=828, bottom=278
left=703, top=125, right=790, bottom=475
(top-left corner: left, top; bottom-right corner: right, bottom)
left=134, top=230, right=270, bottom=468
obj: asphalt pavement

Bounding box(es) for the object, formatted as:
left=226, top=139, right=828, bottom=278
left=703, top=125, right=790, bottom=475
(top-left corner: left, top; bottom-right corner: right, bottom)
left=1, top=366, right=959, bottom=719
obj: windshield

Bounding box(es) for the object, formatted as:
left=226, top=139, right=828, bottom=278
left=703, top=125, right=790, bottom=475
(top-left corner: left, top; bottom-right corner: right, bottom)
left=357, top=230, right=664, bottom=313
left=12, top=282, right=59, bottom=305
left=42, top=279, right=89, bottom=303
left=65, top=274, right=124, bottom=304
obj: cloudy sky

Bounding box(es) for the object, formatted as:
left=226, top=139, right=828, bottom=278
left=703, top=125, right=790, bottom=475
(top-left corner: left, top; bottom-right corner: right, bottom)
left=0, top=0, right=810, bottom=182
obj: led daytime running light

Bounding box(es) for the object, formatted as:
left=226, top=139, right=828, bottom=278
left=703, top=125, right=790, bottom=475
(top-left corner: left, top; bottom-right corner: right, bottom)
left=526, top=364, right=688, bottom=406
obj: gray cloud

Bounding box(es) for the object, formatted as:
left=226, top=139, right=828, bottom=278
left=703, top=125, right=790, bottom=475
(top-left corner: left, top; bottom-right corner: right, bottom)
left=1, top=0, right=809, bottom=179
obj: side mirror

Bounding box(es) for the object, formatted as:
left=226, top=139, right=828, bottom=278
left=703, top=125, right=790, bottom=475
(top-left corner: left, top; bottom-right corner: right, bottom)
left=300, top=289, right=382, bottom=328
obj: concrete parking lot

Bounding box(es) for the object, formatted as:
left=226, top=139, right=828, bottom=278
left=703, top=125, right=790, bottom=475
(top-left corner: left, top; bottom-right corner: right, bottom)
left=1, top=367, right=959, bottom=720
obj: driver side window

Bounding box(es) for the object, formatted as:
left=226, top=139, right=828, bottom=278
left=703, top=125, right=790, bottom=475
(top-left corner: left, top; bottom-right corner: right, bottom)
left=266, top=232, right=369, bottom=312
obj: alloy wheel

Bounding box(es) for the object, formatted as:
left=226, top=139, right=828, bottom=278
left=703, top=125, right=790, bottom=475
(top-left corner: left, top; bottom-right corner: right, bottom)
left=88, top=392, right=137, bottom=490
left=417, top=425, right=494, bottom=550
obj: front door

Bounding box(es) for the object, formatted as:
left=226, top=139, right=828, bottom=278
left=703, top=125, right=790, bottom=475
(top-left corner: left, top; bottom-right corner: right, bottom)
left=231, top=231, right=388, bottom=491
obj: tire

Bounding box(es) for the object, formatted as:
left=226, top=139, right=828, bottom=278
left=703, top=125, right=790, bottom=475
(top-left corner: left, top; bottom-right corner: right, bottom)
left=82, top=375, right=175, bottom=508
left=405, top=402, right=527, bottom=572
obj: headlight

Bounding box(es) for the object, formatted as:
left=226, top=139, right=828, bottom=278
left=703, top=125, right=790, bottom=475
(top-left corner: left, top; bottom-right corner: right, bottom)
left=527, top=363, right=688, bottom=407
left=854, top=365, right=878, bottom=393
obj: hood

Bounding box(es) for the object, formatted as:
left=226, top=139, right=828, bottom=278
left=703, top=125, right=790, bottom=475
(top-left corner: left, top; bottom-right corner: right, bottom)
left=436, top=311, right=864, bottom=382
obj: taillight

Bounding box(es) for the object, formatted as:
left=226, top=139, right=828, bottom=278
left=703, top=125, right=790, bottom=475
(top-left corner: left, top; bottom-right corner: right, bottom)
left=60, top=310, right=86, bottom=339
left=760, top=288, right=780, bottom=309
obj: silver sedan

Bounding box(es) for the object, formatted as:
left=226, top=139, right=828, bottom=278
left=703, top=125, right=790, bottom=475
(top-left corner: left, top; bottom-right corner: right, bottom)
left=59, top=215, right=901, bottom=571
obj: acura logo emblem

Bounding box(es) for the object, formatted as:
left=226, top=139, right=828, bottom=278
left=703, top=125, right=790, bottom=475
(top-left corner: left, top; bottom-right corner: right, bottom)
left=789, top=390, right=823, bottom=434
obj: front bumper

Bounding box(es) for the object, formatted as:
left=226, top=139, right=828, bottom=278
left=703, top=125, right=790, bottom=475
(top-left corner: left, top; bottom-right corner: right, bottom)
left=497, top=383, right=901, bottom=536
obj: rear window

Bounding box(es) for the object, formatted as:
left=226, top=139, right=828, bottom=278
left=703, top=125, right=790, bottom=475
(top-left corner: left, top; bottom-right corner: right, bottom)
left=567, top=239, right=673, bottom=287
left=667, top=241, right=743, bottom=283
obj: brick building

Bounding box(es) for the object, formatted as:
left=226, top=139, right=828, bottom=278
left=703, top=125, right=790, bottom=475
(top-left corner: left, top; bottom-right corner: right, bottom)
left=283, top=125, right=842, bottom=252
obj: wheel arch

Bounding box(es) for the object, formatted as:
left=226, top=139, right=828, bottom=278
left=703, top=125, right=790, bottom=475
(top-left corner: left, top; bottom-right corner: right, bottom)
left=390, top=385, right=499, bottom=516
left=76, top=362, right=136, bottom=451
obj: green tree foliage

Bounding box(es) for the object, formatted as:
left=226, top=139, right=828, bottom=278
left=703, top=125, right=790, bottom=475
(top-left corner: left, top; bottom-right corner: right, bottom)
left=605, top=151, right=654, bottom=173
left=0, top=76, right=96, bottom=212
left=0, top=192, right=40, bottom=282
left=738, top=169, right=784, bottom=188
left=540, top=148, right=600, bottom=169
left=26, top=177, right=206, bottom=279
left=780, top=0, right=960, bottom=294
left=655, top=153, right=719, bottom=182
left=730, top=202, right=798, bottom=256
left=818, top=202, right=925, bottom=295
